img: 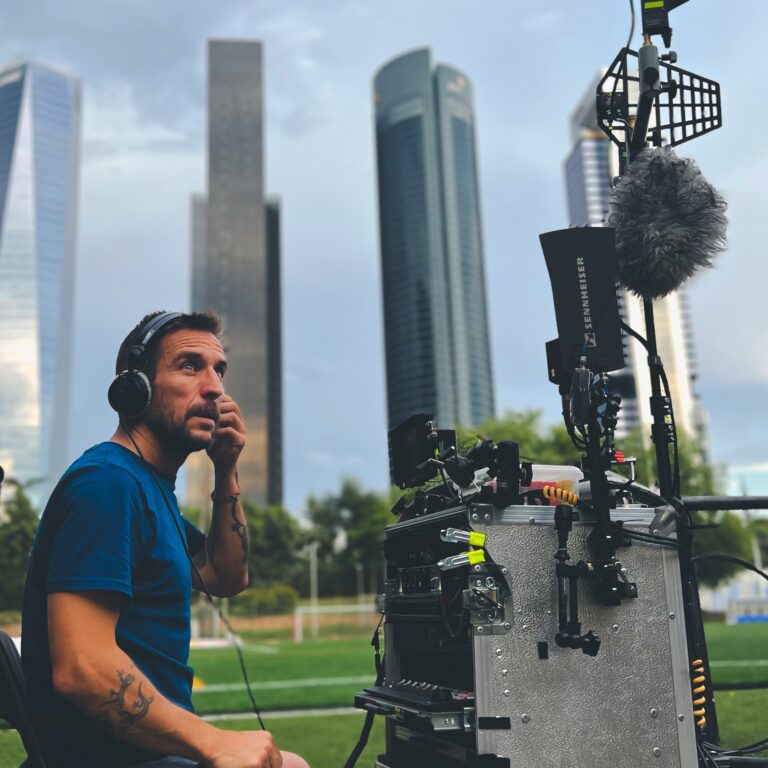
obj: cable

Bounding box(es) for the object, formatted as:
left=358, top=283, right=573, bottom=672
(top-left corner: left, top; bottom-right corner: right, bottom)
left=437, top=466, right=458, bottom=498
left=626, top=0, right=636, bottom=51
left=121, top=423, right=266, bottom=730
left=343, top=616, right=385, bottom=768
left=692, top=553, right=768, bottom=584
left=619, top=320, right=681, bottom=496
left=657, top=364, right=681, bottom=497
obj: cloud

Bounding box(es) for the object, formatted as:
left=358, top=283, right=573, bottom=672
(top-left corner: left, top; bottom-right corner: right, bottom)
left=520, top=10, right=565, bottom=33
left=307, top=450, right=363, bottom=467
left=83, top=80, right=194, bottom=161
left=729, top=463, right=768, bottom=475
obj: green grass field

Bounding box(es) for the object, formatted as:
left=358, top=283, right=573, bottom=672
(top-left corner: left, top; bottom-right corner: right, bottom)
left=1, top=623, right=766, bottom=766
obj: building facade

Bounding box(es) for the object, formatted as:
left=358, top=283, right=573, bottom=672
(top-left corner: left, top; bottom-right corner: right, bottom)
left=563, top=73, right=706, bottom=441
left=373, top=48, right=494, bottom=431
left=0, top=61, right=80, bottom=505
left=186, top=40, right=282, bottom=509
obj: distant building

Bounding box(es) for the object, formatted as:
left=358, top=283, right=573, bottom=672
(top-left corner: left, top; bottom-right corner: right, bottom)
left=185, top=40, right=282, bottom=509
left=563, top=72, right=706, bottom=442
left=0, top=61, right=80, bottom=506
left=373, top=48, right=495, bottom=432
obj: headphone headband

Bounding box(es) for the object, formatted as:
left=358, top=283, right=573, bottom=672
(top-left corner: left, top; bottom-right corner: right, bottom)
left=127, top=311, right=184, bottom=371
left=109, top=311, right=184, bottom=418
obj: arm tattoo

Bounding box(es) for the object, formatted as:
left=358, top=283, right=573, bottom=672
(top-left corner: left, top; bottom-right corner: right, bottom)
left=96, top=669, right=154, bottom=730
left=229, top=500, right=249, bottom=565
left=192, top=539, right=209, bottom=570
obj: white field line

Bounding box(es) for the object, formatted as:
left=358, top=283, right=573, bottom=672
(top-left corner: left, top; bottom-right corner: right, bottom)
left=204, top=707, right=360, bottom=721
left=194, top=663, right=768, bottom=693
left=194, top=675, right=372, bottom=693
left=191, top=642, right=279, bottom=654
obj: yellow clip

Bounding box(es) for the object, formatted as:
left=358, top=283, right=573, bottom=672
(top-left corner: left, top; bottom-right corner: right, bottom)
left=467, top=549, right=486, bottom=565
left=468, top=531, right=486, bottom=547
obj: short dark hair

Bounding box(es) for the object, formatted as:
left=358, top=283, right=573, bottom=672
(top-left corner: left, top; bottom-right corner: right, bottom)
left=115, top=310, right=223, bottom=381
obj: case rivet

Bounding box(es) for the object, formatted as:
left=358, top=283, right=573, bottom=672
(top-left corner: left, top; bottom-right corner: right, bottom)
left=521, top=713, right=530, bottom=722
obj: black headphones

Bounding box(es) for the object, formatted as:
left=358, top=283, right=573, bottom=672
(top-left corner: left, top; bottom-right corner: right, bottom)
left=108, top=311, right=183, bottom=419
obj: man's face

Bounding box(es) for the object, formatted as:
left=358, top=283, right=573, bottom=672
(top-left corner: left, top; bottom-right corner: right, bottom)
left=142, top=329, right=227, bottom=454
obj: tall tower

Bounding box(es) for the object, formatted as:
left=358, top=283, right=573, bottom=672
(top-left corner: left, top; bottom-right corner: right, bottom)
left=373, top=48, right=495, bottom=431
left=201, top=40, right=282, bottom=507
left=564, top=73, right=706, bottom=441
left=0, top=61, right=80, bottom=505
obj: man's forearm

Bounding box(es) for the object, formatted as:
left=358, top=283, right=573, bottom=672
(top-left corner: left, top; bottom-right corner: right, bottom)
left=203, top=467, right=249, bottom=594
left=57, top=646, right=219, bottom=762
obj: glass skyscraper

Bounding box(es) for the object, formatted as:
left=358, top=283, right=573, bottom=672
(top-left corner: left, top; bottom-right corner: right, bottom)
left=373, top=48, right=495, bottom=431
left=0, top=61, right=80, bottom=504
left=185, top=40, right=282, bottom=508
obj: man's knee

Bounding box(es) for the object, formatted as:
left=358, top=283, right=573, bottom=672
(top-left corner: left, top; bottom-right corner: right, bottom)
left=281, top=750, right=310, bottom=768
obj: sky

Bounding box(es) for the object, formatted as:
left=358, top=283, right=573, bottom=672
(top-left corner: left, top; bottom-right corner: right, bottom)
left=2, top=0, right=767, bottom=513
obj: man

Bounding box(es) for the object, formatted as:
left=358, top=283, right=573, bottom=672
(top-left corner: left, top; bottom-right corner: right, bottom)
left=21, top=311, right=309, bottom=768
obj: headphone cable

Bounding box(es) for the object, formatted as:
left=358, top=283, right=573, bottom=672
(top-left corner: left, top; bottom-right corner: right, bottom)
left=120, top=422, right=266, bottom=730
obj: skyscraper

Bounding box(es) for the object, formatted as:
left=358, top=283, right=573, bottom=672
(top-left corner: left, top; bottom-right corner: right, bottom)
left=0, top=61, right=80, bottom=504
left=564, top=73, right=705, bottom=441
left=373, top=48, right=495, bottom=431
left=186, top=40, right=281, bottom=508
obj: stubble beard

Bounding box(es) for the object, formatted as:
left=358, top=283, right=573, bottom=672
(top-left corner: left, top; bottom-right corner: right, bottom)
left=143, top=396, right=213, bottom=455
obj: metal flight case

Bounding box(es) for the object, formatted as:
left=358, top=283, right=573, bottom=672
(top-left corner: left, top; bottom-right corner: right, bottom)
left=356, top=501, right=698, bottom=767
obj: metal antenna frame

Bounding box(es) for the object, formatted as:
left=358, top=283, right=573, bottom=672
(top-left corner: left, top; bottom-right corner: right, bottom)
left=596, top=47, right=722, bottom=166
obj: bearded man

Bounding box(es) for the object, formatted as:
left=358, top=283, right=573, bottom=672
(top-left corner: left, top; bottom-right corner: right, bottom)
left=21, top=311, right=308, bottom=768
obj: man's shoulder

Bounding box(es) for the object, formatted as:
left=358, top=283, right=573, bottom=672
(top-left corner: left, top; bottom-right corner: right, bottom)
left=59, top=443, right=148, bottom=500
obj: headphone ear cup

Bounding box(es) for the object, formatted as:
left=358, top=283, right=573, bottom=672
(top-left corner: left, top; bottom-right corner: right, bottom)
left=108, top=370, right=152, bottom=419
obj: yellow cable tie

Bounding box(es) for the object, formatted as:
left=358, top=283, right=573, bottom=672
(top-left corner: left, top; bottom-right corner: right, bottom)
left=468, top=531, right=486, bottom=547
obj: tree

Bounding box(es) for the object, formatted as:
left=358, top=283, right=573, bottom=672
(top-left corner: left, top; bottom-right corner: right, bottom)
left=244, top=502, right=308, bottom=591
left=457, top=410, right=578, bottom=466
left=306, top=478, right=391, bottom=595
left=0, top=484, right=39, bottom=610
left=618, top=428, right=752, bottom=587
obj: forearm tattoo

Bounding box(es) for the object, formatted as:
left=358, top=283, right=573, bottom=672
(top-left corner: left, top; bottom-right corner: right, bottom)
left=229, top=500, right=249, bottom=565
left=96, top=669, right=154, bottom=730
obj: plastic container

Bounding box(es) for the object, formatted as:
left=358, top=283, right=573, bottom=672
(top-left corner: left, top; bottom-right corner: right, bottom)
left=520, top=464, right=584, bottom=505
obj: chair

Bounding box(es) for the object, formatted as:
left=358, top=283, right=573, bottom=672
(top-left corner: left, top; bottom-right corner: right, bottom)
left=0, top=630, right=47, bottom=767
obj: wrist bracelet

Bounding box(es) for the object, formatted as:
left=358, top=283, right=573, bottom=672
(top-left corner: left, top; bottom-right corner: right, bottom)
left=211, top=491, right=241, bottom=503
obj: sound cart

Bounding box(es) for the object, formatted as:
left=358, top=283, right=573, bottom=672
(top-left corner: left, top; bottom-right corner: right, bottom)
left=356, top=427, right=698, bottom=767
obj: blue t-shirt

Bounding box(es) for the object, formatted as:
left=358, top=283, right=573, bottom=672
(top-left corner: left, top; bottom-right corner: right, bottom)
left=21, top=442, right=206, bottom=768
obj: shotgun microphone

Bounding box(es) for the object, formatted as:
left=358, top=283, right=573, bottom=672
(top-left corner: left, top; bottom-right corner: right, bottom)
left=606, top=147, right=728, bottom=300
